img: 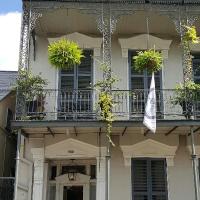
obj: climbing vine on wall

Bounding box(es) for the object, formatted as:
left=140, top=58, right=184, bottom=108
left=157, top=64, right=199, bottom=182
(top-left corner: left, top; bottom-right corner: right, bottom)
left=94, top=63, right=119, bottom=146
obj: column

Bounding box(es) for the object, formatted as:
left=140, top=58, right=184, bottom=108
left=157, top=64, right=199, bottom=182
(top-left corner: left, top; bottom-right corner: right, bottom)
left=96, top=157, right=106, bottom=200
left=31, top=148, right=45, bottom=200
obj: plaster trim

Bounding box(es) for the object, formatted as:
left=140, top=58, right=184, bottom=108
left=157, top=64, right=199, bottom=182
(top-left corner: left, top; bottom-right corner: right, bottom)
left=45, top=138, right=106, bottom=159
left=48, top=32, right=102, bottom=56
left=120, top=139, right=177, bottom=166
left=118, top=34, right=172, bottom=59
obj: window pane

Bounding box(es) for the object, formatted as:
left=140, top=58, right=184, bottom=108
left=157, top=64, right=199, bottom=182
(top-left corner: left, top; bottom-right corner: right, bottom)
left=61, top=76, right=74, bottom=90
left=78, top=50, right=92, bottom=74
left=50, top=166, right=57, bottom=180
left=61, top=67, right=74, bottom=75
left=131, top=77, right=144, bottom=90
left=78, top=76, right=91, bottom=89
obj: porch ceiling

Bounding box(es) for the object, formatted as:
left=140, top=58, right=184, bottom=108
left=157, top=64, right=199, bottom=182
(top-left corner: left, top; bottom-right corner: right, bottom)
left=23, top=0, right=200, bottom=5
left=11, top=120, right=200, bottom=136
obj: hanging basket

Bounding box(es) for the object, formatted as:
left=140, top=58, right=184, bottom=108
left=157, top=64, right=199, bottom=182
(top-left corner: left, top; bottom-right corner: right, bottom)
left=183, top=25, right=199, bottom=44
left=133, top=49, right=163, bottom=73
left=48, top=39, right=84, bottom=70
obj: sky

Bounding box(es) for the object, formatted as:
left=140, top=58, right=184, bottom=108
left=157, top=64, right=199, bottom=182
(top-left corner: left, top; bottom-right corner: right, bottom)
left=0, top=0, right=22, bottom=71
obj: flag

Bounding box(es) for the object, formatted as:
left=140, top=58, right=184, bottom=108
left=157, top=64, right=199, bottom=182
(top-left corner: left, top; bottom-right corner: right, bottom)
left=143, top=73, right=156, bottom=133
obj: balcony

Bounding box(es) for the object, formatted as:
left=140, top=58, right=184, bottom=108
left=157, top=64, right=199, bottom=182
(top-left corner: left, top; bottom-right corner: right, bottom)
left=15, top=89, right=200, bottom=121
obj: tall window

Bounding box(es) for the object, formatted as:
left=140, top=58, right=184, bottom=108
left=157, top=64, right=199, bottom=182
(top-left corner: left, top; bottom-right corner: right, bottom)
left=129, top=51, right=162, bottom=116
left=192, top=54, right=200, bottom=84
left=132, top=158, right=168, bottom=200
left=59, top=50, right=93, bottom=118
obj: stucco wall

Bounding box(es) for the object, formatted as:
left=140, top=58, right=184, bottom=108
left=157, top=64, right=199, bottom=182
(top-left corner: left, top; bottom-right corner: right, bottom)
left=23, top=133, right=196, bottom=200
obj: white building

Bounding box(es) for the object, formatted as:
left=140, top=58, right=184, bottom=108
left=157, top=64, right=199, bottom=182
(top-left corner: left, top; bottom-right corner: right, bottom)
left=12, top=1, right=200, bottom=200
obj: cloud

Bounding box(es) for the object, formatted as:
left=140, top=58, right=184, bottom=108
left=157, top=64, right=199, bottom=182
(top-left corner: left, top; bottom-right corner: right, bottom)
left=0, top=12, right=21, bottom=71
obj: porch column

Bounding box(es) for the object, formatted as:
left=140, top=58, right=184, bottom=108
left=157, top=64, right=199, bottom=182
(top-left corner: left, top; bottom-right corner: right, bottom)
left=96, top=157, right=106, bottom=200
left=31, top=148, right=45, bottom=200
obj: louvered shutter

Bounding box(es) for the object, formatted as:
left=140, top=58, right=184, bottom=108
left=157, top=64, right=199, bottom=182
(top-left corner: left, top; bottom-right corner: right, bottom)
left=151, top=160, right=168, bottom=200
left=132, top=158, right=168, bottom=200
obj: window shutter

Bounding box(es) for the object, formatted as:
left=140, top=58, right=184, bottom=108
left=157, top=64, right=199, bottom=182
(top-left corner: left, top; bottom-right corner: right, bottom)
left=132, top=159, right=148, bottom=200
left=151, top=160, right=167, bottom=200
left=132, top=158, right=168, bottom=200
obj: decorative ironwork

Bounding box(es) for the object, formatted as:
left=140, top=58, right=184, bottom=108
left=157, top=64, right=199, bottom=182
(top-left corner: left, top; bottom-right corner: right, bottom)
left=14, top=89, right=200, bottom=121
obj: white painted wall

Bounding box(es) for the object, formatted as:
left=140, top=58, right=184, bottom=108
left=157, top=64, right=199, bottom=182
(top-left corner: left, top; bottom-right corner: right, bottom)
left=23, top=133, right=197, bottom=200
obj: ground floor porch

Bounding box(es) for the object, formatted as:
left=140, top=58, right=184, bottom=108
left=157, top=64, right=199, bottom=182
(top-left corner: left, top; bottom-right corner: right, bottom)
left=12, top=121, right=200, bottom=200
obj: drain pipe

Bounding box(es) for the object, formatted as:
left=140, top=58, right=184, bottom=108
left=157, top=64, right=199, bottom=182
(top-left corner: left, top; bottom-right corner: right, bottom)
left=14, top=129, right=21, bottom=200
left=190, top=126, right=200, bottom=200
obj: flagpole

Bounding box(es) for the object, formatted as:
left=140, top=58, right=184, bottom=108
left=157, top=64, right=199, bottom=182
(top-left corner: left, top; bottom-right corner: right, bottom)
left=190, top=126, right=200, bottom=200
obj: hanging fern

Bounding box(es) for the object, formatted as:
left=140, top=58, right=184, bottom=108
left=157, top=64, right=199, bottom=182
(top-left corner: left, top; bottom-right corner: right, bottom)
left=133, top=49, right=163, bottom=73
left=183, top=25, right=199, bottom=44
left=48, top=39, right=84, bottom=70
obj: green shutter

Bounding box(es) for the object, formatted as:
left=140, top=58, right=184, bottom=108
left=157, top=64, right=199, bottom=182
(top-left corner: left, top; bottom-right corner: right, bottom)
left=132, top=158, right=168, bottom=200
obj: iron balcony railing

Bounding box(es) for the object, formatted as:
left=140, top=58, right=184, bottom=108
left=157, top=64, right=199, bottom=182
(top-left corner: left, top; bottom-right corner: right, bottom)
left=15, top=89, right=200, bottom=121
left=0, top=177, right=15, bottom=200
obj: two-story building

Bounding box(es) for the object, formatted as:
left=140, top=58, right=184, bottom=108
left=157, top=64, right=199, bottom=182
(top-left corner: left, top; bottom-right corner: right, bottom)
left=0, top=71, right=17, bottom=200
left=12, top=1, right=200, bottom=200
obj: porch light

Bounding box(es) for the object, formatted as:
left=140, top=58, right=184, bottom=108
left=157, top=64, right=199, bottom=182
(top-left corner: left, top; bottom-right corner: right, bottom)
left=68, top=169, right=77, bottom=181
left=67, top=159, right=77, bottom=181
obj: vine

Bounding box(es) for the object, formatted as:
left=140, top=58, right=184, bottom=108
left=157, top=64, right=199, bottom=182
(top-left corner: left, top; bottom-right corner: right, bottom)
left=94, top=63, right=119, bottom=146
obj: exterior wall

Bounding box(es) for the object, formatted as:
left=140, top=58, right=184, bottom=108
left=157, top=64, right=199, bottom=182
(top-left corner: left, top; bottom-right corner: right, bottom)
left=30, top=35, right=183, bottom=91
left=22, top=132, right=196, bottom=200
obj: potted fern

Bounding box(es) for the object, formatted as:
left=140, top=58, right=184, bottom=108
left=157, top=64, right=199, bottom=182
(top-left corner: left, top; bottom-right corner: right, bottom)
left=173, top=81, right=200, bottom=119
left=48, top=39, right=84, bottom=70
left=15, top=69, right=47, bottom=120
left=133, top=49, right=163, bottom=73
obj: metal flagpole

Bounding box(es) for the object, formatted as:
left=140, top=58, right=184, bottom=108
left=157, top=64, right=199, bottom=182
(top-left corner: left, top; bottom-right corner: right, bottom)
left=190, top=126, right=200, bottom=200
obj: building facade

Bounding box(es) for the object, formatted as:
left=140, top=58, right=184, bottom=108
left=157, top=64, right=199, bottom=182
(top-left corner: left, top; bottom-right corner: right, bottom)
left=0, top=71, right=17, bottom=200
left=13, top=1, right=200, bottom=200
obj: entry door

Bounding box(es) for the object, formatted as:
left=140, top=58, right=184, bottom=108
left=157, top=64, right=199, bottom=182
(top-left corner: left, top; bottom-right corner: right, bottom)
left=59, top=50, right=93, bottom=119
left=63, top=186, right=83, bottom=200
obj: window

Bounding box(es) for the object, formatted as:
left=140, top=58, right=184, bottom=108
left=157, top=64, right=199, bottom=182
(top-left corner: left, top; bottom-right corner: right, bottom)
left=131, top=158, right=168, bottom=200
left=59, top=50, right=93, bottom=118
left=129, top=51, right=162, bottom=117
left=192, top=54, right=200, bottom=84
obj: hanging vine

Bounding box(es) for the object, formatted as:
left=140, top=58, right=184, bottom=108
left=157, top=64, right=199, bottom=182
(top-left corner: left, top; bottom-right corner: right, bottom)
left=181, top=25, right=199, bottom=82
left=94, top=63, right=119, bottom=146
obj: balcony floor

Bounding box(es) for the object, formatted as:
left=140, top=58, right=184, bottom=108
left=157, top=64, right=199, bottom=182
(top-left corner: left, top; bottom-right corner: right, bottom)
left=11, top=119, right=200, bottom=136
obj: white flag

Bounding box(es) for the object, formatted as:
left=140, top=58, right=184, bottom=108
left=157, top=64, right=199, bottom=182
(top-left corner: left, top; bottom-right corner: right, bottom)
left=143, top=73, right=156, bottom=133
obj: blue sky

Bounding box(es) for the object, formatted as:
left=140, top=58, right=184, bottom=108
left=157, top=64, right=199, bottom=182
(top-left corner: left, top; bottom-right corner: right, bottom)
left=0, top=0, right=22, bottom=13
left=0, top=0, right=22, bottom=71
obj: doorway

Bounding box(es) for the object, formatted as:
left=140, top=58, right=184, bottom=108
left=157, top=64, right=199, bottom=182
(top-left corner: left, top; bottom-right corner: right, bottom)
left=63, top=186, right=83, bottom=200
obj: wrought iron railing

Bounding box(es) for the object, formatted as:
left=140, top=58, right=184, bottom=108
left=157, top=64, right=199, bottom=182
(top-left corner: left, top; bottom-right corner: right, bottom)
left=0, top=177, right=15, bottom=200
left=15, top=89, right=200, bottom=121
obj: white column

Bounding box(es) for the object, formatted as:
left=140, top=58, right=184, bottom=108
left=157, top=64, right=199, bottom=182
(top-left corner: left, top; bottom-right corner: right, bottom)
left=31, top=148, right=45, bottom=200
left=96, top=157, right=106, bottom=200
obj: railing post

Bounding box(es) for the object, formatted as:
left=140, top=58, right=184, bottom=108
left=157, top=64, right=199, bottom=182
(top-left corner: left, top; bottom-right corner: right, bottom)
left=190, top=126, right=200, bottom=200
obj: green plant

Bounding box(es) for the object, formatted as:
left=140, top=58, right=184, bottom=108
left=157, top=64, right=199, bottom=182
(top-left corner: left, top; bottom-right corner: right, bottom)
left=133, top=49, right=163, bottom=73
left=173, top=81, right=200, bottom=119
left=48, top=39, right=84, bottom=70
left=94, top=63, right=119, bottom=146
left=14, top=68, right=47, bottom=101
left=183, top=25, right=199, bottom=44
